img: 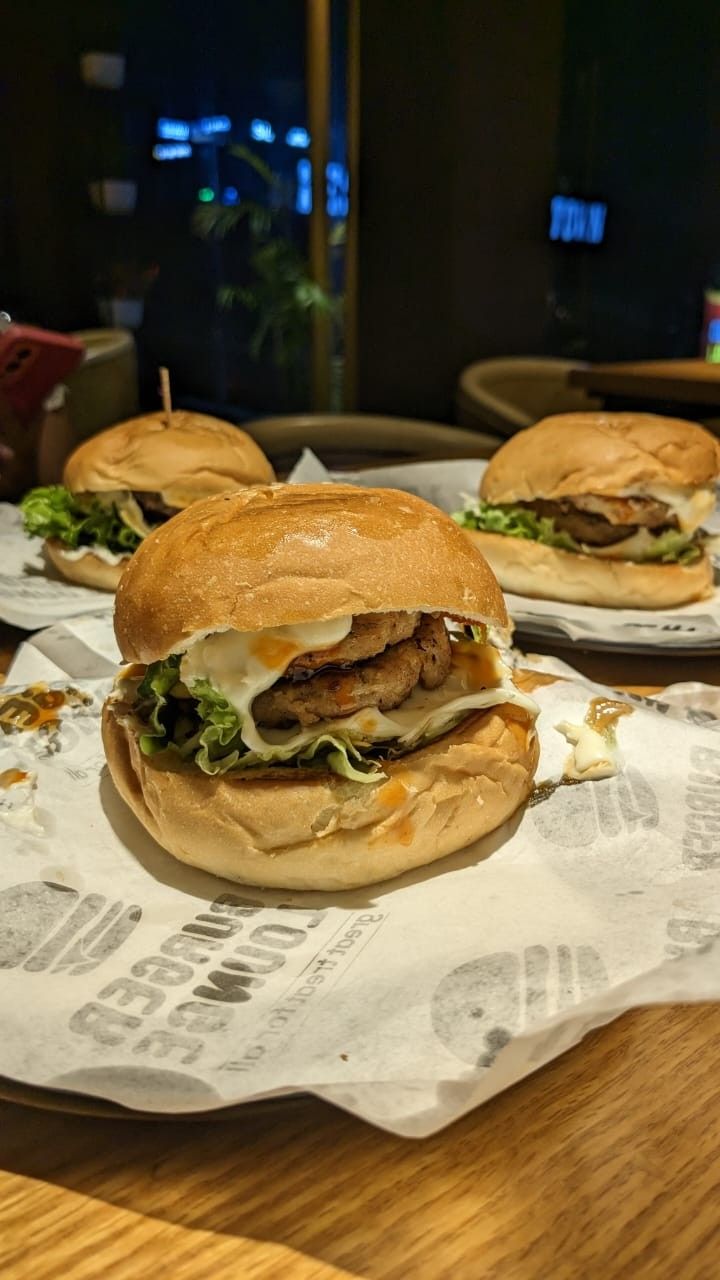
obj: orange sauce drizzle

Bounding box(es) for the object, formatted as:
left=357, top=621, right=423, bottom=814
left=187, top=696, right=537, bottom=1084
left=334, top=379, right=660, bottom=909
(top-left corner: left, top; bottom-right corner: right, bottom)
left=377, top=777, right=409, bottom=809
left=585, top=696, right=634, bottom=735
left=122, top=663, right=146, bottom=681
left=0, top=769, right=29, bottom=788
left=528, top=776, right=583, bottom=807
left=394, top=816, right=415, bottom=846
left=250, top=635, right=301, bottom=669
left=513, top=670, right=565, bottom=694
left=0, top=684, right=88, bottom=734
left=451, top=641, right=501, bottom=691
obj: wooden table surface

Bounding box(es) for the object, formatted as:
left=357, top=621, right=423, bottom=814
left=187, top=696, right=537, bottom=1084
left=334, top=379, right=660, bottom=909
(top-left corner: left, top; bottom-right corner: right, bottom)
left=2, top=632, right=720, bottom=1278
left=569, top=357, right=720, bottom=407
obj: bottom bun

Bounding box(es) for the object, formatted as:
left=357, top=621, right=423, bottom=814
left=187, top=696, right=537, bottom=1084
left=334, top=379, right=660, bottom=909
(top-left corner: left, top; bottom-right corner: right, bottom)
left=463, top=530, right=714, bottom=610
left=102, top=700, right=539, bottom=890
left=45, top=539, right=129, bottom=592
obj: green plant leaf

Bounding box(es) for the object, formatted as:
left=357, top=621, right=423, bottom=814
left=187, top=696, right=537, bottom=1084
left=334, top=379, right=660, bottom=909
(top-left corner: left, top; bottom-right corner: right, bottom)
left=227, top=143, right=278, bottom=186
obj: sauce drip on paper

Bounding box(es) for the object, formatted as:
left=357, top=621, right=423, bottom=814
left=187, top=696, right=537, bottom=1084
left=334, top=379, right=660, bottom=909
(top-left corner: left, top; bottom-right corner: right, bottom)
left=527, top=776, right=583, bottom=808
left=0, top=769, right=29, bottom=789
left=512, top=670, right=565, bottom=694
left=0, top=684, right=90, bottom=735
left=585, top=696, right=634, bottom=736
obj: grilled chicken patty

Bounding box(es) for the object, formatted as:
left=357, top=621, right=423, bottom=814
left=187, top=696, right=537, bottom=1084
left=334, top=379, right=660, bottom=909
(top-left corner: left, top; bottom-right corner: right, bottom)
left=132, top=491, right=180, bottom=522
left=287, top=610, right=421, bottom=674
left=254, top=614, right=452, bottom=727
left=516, top=494, right=674, bottom=547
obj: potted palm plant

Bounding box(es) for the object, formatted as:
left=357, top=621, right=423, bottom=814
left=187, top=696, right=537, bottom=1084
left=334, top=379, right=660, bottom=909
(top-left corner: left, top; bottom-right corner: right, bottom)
left=193, top=144, right=340, bottom=408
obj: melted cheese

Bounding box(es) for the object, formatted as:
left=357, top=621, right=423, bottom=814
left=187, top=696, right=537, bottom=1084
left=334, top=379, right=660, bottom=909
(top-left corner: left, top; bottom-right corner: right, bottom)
left=115, top=493, right=154, bottom=538
left=179, top=622, right=538, bottom=767
left=180, top=617, right=353, bottom=752
left=617, top=485, right=716, bottom=534
left=57, top=544, right=130, bottom=566
left=582, top=528, right=669, bottom=561
left=555, top=720, right=617, bottom=780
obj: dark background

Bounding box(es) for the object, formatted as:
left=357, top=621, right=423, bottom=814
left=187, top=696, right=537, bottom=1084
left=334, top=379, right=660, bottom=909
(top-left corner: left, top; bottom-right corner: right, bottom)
left=2, top=0, right=720, bottom=420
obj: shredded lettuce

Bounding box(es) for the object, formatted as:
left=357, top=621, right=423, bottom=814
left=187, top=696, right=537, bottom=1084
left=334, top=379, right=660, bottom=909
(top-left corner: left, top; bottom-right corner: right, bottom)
left=20, top=485, right=141, bottom=554
left=453, top=501, right=579, bottom=551
left=132, top=658, right=385, bottom=783
left=453, top=501, right=703, bottom=565
left=631, top=526, right=702, bottom=565
left=462, top=622, right=488, bottom=644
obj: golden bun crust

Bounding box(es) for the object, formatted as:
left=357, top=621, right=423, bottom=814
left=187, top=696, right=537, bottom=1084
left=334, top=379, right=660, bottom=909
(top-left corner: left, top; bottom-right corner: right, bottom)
left=63, top=410, right=275, bottom=506
left=102, top=700, right=538, bottom=890
left=463, top=529, right=714, bottom=609
left=44, top=538, right=128, bottom=592
left=480, top=412, right=720, bottom=503
left=115, top=483, right=509, bottom=663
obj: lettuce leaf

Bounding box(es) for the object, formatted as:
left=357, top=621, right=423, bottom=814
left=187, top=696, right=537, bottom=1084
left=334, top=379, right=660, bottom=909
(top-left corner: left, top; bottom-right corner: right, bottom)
left=20, top=485, right=141, bottom=554
left=136, top=654, right=183, bottom=754
left=454, top=500, right=703, bottom=564
left=133, top=661, right=385, bottom=783
left=453, top=501, right=579, bottom=551
left=632, top=527, right=702, bottom=565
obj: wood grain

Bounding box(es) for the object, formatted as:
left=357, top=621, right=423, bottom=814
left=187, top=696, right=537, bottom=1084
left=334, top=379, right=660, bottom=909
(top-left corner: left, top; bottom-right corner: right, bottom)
left=2, top=1003, right=720, bottom=1278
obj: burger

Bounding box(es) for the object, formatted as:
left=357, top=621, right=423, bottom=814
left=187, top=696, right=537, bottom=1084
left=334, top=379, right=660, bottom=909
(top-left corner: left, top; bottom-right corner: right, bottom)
left=102, top=484, right=540, bottom=891
left=19, top=410, right=276, bottom=592
left=454, top=412, right=720, bottom=609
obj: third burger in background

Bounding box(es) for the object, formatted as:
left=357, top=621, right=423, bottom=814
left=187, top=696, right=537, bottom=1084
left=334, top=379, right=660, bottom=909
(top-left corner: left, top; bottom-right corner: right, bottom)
left=19, top=410, right=275, bottom=592
left=103, top=483, right=539, bottom=890
left=454, top=412, right=720, bottom=609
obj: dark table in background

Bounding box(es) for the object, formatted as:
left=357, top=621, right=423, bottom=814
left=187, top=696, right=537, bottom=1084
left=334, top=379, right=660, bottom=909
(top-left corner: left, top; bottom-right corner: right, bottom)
left=569, top=358, right=720, bottom=418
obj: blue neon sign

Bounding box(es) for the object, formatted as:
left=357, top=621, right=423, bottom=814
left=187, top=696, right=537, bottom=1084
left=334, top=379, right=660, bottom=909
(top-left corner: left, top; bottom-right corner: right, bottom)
left=250, top=118, right=275, bottom=143
left=326, top=161, right=349, bottom=217
left=286, top=127, right=310, bottom=148
left=153, top=142, right=192, bottom=160
left=295, top=158, right=312, bottom=214
left=295, top=160, right=349, bottom=216
left=196, top=115, right=231, bottom=136
left=157, top=118, right=190, bottom=141
left=549, top=196, right=607, bottom=245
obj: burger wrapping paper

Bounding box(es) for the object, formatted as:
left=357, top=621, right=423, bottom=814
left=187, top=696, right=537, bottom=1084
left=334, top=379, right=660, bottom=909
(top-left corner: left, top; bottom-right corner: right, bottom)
left=2, top=628, right=720, bottom=1137
left=288, top=451, right=720, bottom=653
left=0, top=503, right=115, bottom=629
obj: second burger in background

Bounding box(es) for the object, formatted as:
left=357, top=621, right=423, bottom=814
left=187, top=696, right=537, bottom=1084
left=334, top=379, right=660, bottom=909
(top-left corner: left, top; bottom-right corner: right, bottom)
left=20, top=411, right=275, bottom=591
left=103, top=484, right=539, bottom=891
left=454, top=412, right=720, bottom=609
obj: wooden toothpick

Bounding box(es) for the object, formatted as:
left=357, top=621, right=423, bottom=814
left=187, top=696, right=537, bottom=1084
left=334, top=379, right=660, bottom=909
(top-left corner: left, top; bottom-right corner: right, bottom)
left=159, top=367, right=172, bottom=428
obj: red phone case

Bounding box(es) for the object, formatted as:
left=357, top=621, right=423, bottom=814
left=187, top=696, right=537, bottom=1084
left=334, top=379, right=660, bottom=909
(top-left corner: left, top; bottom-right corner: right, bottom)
left=0, top=324, right=85, bottom=424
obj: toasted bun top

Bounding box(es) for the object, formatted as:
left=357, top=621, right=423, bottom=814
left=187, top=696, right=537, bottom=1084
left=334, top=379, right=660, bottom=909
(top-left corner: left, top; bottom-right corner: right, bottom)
left=480, top=412, right=720, bottom=503
left=115, top=483, right=509, bottom=662
left=63, top=411, right=275, bottom=506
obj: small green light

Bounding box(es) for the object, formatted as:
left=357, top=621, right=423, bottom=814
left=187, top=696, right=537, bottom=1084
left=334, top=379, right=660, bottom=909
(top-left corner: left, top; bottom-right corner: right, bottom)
left=198, top=187, right=215, bottom=203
